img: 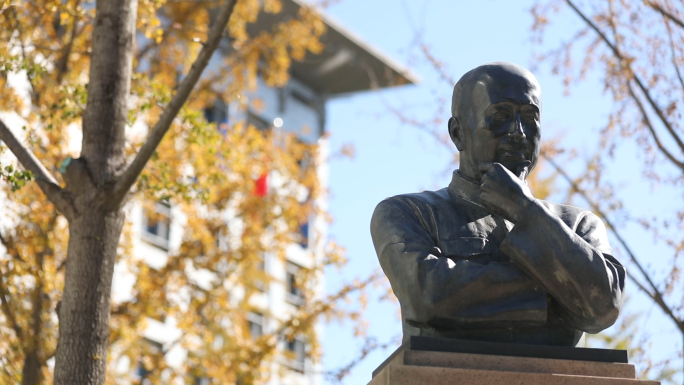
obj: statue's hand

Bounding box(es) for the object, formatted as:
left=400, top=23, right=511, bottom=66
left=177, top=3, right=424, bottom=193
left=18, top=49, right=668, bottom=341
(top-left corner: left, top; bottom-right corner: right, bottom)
left=478, top=162, right=535, bottom=223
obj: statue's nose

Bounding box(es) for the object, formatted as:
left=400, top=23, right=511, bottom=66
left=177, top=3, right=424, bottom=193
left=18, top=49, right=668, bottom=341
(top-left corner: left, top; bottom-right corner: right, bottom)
left=506, top=114, right=526, bottom=140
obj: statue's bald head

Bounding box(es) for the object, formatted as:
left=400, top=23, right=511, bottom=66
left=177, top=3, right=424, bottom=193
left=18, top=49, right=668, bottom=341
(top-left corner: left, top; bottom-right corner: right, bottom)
left=451, top=62, right=542, bottom=119
left=447, top=62, right=543, bottom=181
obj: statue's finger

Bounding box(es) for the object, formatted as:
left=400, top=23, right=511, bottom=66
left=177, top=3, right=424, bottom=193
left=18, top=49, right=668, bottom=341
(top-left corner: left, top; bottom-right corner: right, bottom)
left=480, top=177, right=493, bottom=191
left=492, top=162, right=511, bottom=175
left=514, top=160, right=532, bottom=177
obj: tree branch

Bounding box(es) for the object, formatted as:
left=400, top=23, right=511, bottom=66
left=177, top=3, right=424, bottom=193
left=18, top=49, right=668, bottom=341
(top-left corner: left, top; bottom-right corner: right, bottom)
left=11, top=8, right=40, bottom=107
left=323, top=335, right=401, bottom=383
left=663, top=19, right=684, bottom=98
left=625, top=80, right=684, bottom=170
left=0, top=232, right=26, bottom=265
left=566, top=0, right=684, bottom=168
left=109, top=0, right=238, bottom=207
left=544, top=155, right=684, bottom=334
left=134, top=25, right=171, bottom=71
left=0, top=271, right=25, bottom=343
left=646, top=1, right=684, bottom=30
left=0, top=119, right=75, bottom=218
left=44, top=348, right=57, bottom=361
left=30, top=251, right=45, bottom=348
left=134, top=40, right=160, bottom=70
left=54, top=10, right=81, bottom=85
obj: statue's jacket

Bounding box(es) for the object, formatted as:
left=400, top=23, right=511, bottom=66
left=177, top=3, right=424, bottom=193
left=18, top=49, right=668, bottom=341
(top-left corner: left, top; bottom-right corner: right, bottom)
left=371, top=171, right=626, bottom=346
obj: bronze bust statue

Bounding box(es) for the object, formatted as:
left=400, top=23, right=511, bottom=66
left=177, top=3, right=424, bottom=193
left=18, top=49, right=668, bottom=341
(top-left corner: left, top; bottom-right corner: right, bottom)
left=371, top=62, right=625, bottom=347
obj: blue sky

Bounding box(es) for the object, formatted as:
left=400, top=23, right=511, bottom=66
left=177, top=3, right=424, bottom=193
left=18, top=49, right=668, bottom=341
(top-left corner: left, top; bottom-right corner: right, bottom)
left=317, top=1, right=681, bottom=384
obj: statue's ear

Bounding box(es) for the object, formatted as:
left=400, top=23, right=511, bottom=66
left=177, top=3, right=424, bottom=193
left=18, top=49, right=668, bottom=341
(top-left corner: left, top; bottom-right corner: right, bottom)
left=448, top=117, right=464, bottom=151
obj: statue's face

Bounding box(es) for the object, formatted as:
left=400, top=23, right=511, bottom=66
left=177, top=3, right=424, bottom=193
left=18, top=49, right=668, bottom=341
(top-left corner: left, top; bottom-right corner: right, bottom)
left=452, top=68, right=542, bottom=181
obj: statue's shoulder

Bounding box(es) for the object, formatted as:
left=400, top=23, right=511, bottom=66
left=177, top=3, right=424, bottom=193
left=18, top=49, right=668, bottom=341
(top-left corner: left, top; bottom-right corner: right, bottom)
left=537, top=200, right=612, bottom=255
left=373, top=188, right=451, bottom=217
left=378, top=188, right=450, bottom=208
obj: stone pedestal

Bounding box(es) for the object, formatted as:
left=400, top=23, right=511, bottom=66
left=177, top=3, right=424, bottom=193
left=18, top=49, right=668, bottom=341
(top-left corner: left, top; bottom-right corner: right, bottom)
left=368, top=338, right=659, bottom=385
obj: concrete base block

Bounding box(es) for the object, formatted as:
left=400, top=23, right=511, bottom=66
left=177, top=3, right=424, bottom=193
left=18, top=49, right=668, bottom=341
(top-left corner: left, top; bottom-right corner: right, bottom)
left=368, top=350, right=659, bottom=385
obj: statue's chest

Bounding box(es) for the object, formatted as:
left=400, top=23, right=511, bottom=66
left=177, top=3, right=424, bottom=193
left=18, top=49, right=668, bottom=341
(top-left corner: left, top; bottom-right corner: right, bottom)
left=430, top=201, right=512, bottom=263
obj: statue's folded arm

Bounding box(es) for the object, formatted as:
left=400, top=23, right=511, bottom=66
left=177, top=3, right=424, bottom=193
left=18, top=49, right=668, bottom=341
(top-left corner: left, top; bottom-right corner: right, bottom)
left=371, top=197, right=548, bottom=329
left=500, top=200, right=626, bottom=333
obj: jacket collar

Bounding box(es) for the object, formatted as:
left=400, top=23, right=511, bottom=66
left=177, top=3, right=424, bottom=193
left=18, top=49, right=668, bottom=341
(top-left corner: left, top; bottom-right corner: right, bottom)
left=448, top=170, right=485, bottom=208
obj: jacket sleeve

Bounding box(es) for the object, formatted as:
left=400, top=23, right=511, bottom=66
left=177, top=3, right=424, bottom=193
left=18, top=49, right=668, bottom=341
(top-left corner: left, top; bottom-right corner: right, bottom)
left=371, top=197, right=548, bottom=329
left=500, top=201, right=626, bottom=333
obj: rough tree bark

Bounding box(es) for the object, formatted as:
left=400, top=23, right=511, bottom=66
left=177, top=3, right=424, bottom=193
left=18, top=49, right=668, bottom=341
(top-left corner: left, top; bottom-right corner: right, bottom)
left=21, top=350, right=41, bottom=385
left=51, top=0, right=137, bottom=382
left=22, top=251, right=45, bottom=385
left=0, top=0, right=238, bottom=383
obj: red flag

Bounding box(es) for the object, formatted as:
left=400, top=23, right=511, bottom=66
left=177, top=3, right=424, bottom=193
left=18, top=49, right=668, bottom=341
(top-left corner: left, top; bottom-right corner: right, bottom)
left=254, top=172, right=268, bottom=197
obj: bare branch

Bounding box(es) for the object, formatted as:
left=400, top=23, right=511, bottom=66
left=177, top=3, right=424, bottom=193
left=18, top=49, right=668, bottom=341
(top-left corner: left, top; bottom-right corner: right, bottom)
left=134, top=40, right=159, bottom=68
left=0, top=232, right=26, bottom=265
left=44, top=348, right=56, bottom=361
left=110, top=0, right=238, bottom=207
left=30, top=252, right=45, bottom=349
left=544, top=155, right=684, bottom=334
left=0, top=271, right=24, bottom=343
left=418, top=41, right=455, bottom=86
left=10, top=7, right=40, bottom=106
left=54, top=11, right=81, bottom=85
left=663, top=20, right=684, bottom=98
left=646, top=1, right=684, bottom=30
left=134, top=24, right=171, bottom=70
left=384, top=102, right=449, bottom=146
left=0, top=119, right=75, bottom=217
left=566, top=0, right=684, bottom=169
left=626, top=270, right=659, bottom=309
left=625, top=81, right=684, bottom=170
left=323, top=335, right=401, bottom=383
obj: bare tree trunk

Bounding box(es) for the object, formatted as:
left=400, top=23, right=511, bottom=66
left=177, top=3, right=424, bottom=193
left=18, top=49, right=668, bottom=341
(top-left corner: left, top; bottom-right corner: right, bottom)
left=0, top=0, right=237, bottom=382
left=52, top=0, right=137, bottom=382
left=21, top=350, right=42, bottom=385
left=54, top=210, right=125, bottom=384
left=22, top=251, right=45, bottom=385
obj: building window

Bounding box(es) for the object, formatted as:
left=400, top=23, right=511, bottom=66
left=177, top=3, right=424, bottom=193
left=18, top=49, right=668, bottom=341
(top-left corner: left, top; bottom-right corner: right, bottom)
left=257, top=252, right=266, bottom=272
left=133, top=339, right=163, bottom=384
left=141, top=202, right=171, bottom=250
left=247, top=312, right=264, bottom=339
left=285, top=262, right=304, bottom=305
left=291, top=89, right=314, bottom=107
left=254, top=253, right=267, bottom=292
left=204, top=99, right=229, bottom=134
left=298, top=196, right=313, bottom=249
left=297, top=147, right=313, bottom=171
left=135, top=362, right=150, bottom=384
left=298, top=221, right=309, bottom=249
left=285, top=336, right=306, bottom=372
left=247, top=111, right=269, bottom=131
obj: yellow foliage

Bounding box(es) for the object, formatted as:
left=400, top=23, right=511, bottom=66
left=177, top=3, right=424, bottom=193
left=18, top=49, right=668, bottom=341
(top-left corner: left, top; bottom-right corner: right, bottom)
left=0, top=1, right=370, bottom=384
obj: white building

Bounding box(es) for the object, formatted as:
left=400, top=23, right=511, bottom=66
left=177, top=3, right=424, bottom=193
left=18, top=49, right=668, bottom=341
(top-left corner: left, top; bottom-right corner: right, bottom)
left=139, top=3, right=415, bottom=382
